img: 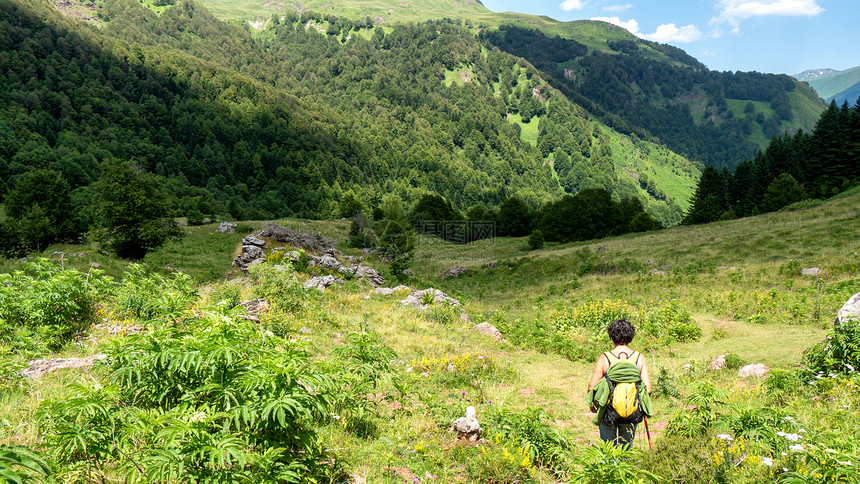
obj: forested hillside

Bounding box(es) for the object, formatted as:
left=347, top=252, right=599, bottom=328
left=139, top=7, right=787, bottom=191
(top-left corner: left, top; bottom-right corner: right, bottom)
left=0, top=0, right=703, bottom=256
left=684, top=100, right=860, bottom=225
left=482, top=25, right=825, bottom=169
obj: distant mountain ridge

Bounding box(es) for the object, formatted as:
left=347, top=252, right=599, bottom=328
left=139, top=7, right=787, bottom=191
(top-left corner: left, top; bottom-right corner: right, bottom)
left=794, top=68, right=839, bottom=82
left=794, top=65, right=860, bottom=100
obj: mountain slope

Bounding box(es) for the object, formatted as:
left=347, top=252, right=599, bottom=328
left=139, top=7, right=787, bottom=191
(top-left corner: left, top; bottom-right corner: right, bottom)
left=0, top=0, right=699, bottom=230
left=195, top=0, right=823, bottom=168
left=797, top=65, right=860, bottom=99
left=828, top=80, right=860, bottom=105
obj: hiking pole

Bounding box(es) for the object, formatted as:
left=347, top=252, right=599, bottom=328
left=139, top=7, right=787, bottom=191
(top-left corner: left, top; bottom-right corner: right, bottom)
left=644, top=417, right=653, bottom=449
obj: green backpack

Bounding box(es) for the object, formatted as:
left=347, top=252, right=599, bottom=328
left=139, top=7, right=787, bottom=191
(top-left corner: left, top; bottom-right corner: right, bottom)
left=602, top=351, right=646, bottom=425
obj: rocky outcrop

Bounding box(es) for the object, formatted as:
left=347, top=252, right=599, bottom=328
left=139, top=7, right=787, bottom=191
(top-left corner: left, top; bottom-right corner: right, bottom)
left=440, top=267, right=468, bottom=280
left=706, top=352, right=729, bottom=371
left=473, top=322, right=505, bottom=342
left=310, top=255, right=340, bottom=270
left=401, top=288, right=461, bottom=309
left=21, top=354, right=106, bottom=379
left=837, top=292, right=860, bottom=325
left=346, top=265, right=385, bottom=287
left=451, top=406, right=481, bottom=442
left=239, top=299, right=269, bottom=316
left=304, top=275, right=344, bottom=292
left=738, top=363, right=770, bottom=378
left=216, top=222, right=236, bottom=233
left=258, top=223, right=339, bottom=254
left=802, top=267, right=822, bottom=276
left=373, top=285, right=410, bottom=295
left=232, top=234, right=267, bottom=272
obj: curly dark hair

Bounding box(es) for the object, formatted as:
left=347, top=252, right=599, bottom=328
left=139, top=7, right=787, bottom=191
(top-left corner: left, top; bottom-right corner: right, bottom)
left=607, top=319, right=635, bottom=345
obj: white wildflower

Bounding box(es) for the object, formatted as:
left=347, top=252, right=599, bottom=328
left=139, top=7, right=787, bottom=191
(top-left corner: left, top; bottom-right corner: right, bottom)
left=784, top=416, right=794, bottom=421
left=761, top=457, right=773, bottom=466
left=789, top=444, right=804, bottom=451
left=716, top=434, right=733, bottom=441
left=784, top=433, right=801, bottom=441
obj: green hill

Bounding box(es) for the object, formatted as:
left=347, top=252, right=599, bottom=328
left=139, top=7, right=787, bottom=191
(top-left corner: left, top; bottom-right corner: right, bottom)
left=829, top=80, right=860, bottom=105
left=192, top=0, right=824, bottom=167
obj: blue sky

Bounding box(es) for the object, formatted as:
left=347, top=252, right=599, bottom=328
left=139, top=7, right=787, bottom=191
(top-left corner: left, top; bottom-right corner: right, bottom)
left=479, top=0, right=859, bottom=75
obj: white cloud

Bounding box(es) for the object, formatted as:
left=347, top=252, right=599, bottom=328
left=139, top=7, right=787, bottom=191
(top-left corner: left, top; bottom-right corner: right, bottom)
left=641, top=23, right=703, bottom=43
left=560, top=0, right=586, bottom=11
left=590, top=16, right=641, bottom=35
left=603, top=3, right=633, bottom=11
left=591, top=17, right=701, bottom=44
left=712, top=0, right=824, bottom=34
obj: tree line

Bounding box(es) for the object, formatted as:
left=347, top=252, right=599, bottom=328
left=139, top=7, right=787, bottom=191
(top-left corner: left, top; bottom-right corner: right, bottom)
left=683, top=100, right=860, bottom=224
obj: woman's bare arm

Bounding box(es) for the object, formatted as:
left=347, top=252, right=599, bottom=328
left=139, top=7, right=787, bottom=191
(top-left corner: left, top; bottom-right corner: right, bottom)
left=639, top=358, right=652, bottom=394
left=586, top=355, right=607, bottom=393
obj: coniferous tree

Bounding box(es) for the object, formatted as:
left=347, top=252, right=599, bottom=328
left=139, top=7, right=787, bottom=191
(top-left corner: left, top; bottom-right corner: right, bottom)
left=683, top=166, right=730, bottom=225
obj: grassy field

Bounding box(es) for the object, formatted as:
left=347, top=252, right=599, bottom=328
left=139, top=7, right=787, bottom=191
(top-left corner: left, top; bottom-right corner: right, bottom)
left=1, top=189, right=858, bottom=482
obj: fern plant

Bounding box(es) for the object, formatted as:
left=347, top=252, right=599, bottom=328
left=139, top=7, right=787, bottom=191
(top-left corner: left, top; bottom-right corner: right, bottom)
left=40, top=311, right=337, bottom=482
left=0, top=445, right=53, bottom=483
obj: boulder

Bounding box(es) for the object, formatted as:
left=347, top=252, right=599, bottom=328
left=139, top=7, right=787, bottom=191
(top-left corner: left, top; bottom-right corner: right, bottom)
left=706, top=352, right=729, bottom=371
left=440, top=267, right=468, bottom=280
left=373, top=287, right=395, bottom=296
left=242, top=235, right=266, bottom=247
left=451, top=406, right=482, bottom=442
left=243, top=245, right=265, bottom=260
left=341, top=264, right=385, bottom=286
left=401, top=288, right=461, bottom=309
left=216, top=222, right=236, bottom=233
left=473, top=322, right=505, bottom=342
left=304, top=275, right=343, bottom=292
left=21, top=354, right=106, bottom=379
left=232, top=235, right=268, bottom=272
left=311, top=255, right=340, bottom=270
left=239, top=299, right=269, bottom=316
left=738, top=363, right=770, bottom=378
left=801, top=267, right=822, bottom=276
left=257, top=223, right=338, bottom=254
left=353, top=265, right=385, bottom=286
left=837, top=292, right=860, bottom=325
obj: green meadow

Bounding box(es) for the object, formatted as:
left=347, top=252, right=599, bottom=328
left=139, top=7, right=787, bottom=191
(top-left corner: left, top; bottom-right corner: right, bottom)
left=1, top=188, right=858, bottom=482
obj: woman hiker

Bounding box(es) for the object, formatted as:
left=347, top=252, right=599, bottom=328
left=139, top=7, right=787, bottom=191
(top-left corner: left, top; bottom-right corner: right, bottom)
left=585, top=319, right=653, bottom=448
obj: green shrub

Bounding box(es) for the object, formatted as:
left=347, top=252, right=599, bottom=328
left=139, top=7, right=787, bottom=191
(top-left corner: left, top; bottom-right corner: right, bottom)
left=552, top=298, right=630, bottom=333
left=0, top=259, right=107, bottom=351
left=670, top=321, right=703, bottom=342
left=483, top=407, right=572, bottom=472
left=652, top=366, right=680, bottom=399
left=39, top=311, right=337, bottom=483
left=802, top=321, right=860, bottom=375
left=113, top=264, right=196, bottom=323
left=568, top=440, right=659, bottom=483
left=528, top=229, right=544, bottom=250
left=640, top=434, right=722, bottom=483
left=234, top=223, right=255, bottom=233
left=0, top=445, right=53, bottom=483
left=724, top=352, right=746, bottom=370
